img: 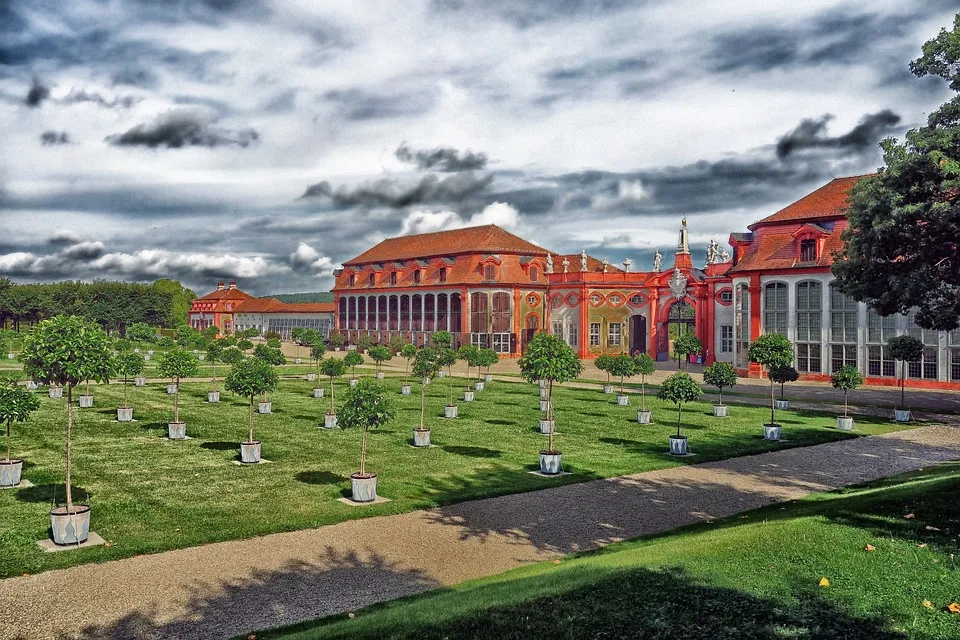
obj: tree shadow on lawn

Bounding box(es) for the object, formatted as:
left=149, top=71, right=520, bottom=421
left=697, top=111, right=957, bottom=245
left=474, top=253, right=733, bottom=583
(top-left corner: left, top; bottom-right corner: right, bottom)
left=483, top=419, right=514, bottom=426
left=72, top=547, right=443, bottom=640
left=16, top=483, right=91, bottom=504
left=440, top=445, right=502, bottom=459
left=199, top=441, right=236, bottom=451
left=296, top=471, right=348, bottom=485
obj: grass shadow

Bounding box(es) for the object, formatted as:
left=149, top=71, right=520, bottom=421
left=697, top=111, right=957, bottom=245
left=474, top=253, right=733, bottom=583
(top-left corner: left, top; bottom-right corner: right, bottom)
left=483, top=419, right=514, bottom=426
left=295, top=471, right=347, bottom=485
left=440, top=446, right=502, bottom=459
left=16, top=483, right=91, bottom=504
left=200, top=441, right=236, bottom=451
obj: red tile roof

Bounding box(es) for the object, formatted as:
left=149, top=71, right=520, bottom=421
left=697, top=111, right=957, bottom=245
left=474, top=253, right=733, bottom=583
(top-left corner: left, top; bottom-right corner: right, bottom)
left=344, top=224, right=551, bottom=265
left=557, top=254, right=625, bottom=274
left=232, top=298, right=335, bottom=314
left=194, top=287, right=257, bottom=302
left=750, top=175, right=875, bottom=229
left=728, top=222, right=847, bottom=273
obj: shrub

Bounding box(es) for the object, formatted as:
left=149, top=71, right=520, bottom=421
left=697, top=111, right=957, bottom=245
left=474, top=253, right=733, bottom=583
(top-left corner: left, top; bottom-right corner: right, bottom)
left=633, top=352, right=656, bottom=411
left=112, top=351, right=145, bottom=408
left=748, top=333, right=794, bottom=426
left=337, top=379, right=396, bottom=476
left=703, top=361, right=737, bottom=406
left=225, top=357, right=279, bottom=444
left=368, top=345, right=392, bottom=374
left=769, top=365, right=799, bottom=401
left=412, top=347, right=441, bottom=429
left=606, top=354, right=637, bottom=394
left=158, top=347, right=200, bottom=423
left=518, top=333, right=584, bottom=454
left=673, top=333, right=702, bottom=368
left=319, top=357, right=348, bottom=415
left=657, top=371, right=702, bottom=438
left=344, top=351, right=364, bottom=378
left=887, top=335, right=924, bottom=409
left=830, top=365, right=864, bottom=418
left=0, top=378, right=41, bottom=464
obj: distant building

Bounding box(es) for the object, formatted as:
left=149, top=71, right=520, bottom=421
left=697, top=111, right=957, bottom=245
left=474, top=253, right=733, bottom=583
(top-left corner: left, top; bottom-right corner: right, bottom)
left=188, top=281, right=334, bottom=340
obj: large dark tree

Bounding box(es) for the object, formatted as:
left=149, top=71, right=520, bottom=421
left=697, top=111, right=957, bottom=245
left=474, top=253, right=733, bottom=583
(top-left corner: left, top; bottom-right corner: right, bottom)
left=832, top=15, right=960, bottom=331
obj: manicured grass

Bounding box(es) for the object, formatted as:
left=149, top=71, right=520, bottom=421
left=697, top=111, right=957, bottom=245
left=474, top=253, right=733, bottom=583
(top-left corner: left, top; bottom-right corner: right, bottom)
left=0, top=375, right=910, bottom=578
left=250, top=463, right=960, bottom=640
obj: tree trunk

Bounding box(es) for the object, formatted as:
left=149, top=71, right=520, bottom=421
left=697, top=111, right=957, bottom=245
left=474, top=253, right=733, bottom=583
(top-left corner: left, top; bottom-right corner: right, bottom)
left=844, top=390, right=848, bottom=418
left=780, top=383, right=785, bottom=400
left=641, top=377, right=646, bottom=411
left=174, top=378, right=180, bottom=423
left=419, top=380, right=426, bottom=429
left=212, top=360, right=217, bottom=393
left=900, top=371, right=905, bottom=409
left=769, top=376, right=775, bottom=425
left=5, top=418, right=11, bottom=462
left=248, top=395, right=255, bottom=443
left=123, top=376, right=129, bottom=408
left=360, top=427, right=368, bottom=475
left=676, top=404, right=682, bottom=438
left=448, top=367, right=454, bottom=405
left=66, top=383, right=73, bottom=509
left=329, top=376, right=335, bottom=414
left=620, top=375, right=624, bottom=395
left=547, top=378, right=554, bottom=452
left=719, top=387, right=723, bottom=405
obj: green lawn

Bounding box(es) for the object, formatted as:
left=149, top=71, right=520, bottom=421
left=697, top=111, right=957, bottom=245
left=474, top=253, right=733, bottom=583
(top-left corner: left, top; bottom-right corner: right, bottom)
left=251, top=463, right=960, bottom=640
left=0, top=375, right=912, bottom=578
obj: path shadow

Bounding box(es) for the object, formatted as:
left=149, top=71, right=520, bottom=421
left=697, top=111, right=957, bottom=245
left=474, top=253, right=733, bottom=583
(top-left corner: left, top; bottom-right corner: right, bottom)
left=295, top=471, right=347, bottom=485
left=16, top=483, right=90, bottom=504
left=199, top=441, right=235, bottom=451
left=441, top=446, right=502, bottom=459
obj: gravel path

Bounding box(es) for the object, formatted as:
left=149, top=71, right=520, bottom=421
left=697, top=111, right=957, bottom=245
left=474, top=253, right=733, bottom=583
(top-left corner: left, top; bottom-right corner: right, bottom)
left=3, top=426, right=959, bottom=640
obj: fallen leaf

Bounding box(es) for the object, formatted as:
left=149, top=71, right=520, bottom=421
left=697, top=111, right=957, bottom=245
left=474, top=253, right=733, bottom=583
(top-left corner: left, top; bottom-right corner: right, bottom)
left=947, top=603, right=960, bottom=614
left=22, top=573, right=29, bottom=577
left=904, top=513, right=916, bottom=519
left=348, top=612, right=356, bottom=619
left=104, top=541, right=113, bottom=548
left=554, top=559, right=561, bottom=565
left=819, top=577, right=830, bottom=587
left=922, top=600, right=934, bottom=610
left=918, top=543, right=928, bottom=548
left=925, top=525, right=941, bottom=531
left=248, top=635, right=256, bottom=640
left=864, top=544, right=876, bottom=552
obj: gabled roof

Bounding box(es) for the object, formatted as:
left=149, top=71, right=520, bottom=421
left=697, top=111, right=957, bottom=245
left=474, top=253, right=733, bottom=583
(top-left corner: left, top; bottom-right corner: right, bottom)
left=750, top=175, right=875, bottom=229
left=728, top=224, right=847, bottom=273
left=343, top=224, right=551, bottom=265
left=232, top=298, right=335, bottom=314
left=194, top=287, right=257, bottom=302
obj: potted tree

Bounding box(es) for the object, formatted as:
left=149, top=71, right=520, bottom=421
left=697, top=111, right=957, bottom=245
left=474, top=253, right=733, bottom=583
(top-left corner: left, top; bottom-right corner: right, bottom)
left=412, top=346, right=441, bottom=447
left=355, top=333, right=373, bottom=354
left=887, top=335, right=924, bottom=422
left=703, top=361, right=737, bottom=418
left=673, top=333, right=703, bottom=370
left=438, top=346, right=459, bottom=418
left=458, top=344, right=480, bottom=401
left=78, top=373, right=95, bottom=408
left=319, top=357, right=347, bottom=429
left=253, top=343, right=285, bottom=413
left=225, top=356, right=279, bottom=464
left=431, top=331, right=452, bottom=377
left=518, top=333, right=584, bottom=475
left=400, top=343, right=417, bottom=395
left=595, top=354, right=614, bottom=394
left=389, top=334, right=407, bottom=357
left=657, top=371, right=702, bottom=456
left=748, top=333, right=794, bottom=441
left=338, top=379, right=395, bottom=502
left=770, top=365, right=799, bottom=411
left=311, top=340, right=327, bottom=397
left=328, top=330, right=346, bottom=352
left=482, top=347, right=498, bottom=383
left=157, top=347, right=200, bottom=440
left=221, top=346, right=244, bottom=367
left=634, top=352, right=656, bottom=424
left=831, top=365, right=864, bottom=430
left=206, top=339, right=224, bottom=403
left=607, top=354, right=637, bottom=406
left=0, top=376, right=41, bottom=487
left=344, top=351, right=364, bottom=387
left=112, top=350, right=145, bottom=422
left=291, top=327, right=305, bottom=364
left=21, top=315, right=111, bottom=545
left=369, top=345, right=392, bottom=380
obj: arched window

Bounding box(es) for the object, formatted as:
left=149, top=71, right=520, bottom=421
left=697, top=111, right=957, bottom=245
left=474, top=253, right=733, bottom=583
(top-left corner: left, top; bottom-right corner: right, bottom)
left=413, top=269, right=422, bottom=284
left=368, top=273, right=375, bottom=286
left=449, top=293, right=462, bottom=337
left=795, top=281, right=822, bottom=373
left=399, top=295, right=410, bottom=331
left=424, top=294, right=435, bottom=332
left=412, top=294, right=423, bottom=331
left=735, top=284, right=749, bottom=367
left=339, top=296, right=348, bottom=330
left=357, top=296, right=367, bottom=330
left=378, top=295, right=388, bottom=330
left=763, top=282, right=787, bottom=335
left=437, top=293, right=448, bottom=331
left=348, top=274, right=355, bottom=287
left=388, top=295, right=399, bottom=331
left=529, top=266, right=538, bottom=282
left=470, top=292, right=488, bottom=333
left=829, top=284, right=858, bottom=372
left=348, top=297, right=357, bottom=331
left=483, top=264, right=496, bottom=281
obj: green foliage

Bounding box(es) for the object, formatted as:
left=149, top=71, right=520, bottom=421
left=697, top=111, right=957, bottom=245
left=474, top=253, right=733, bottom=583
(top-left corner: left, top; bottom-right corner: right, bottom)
left=412, top=346, right=441, bottom=380
left=253, top=343, right=287, bottom=366
left=518, top=333, right=584, bottom=385
left=158, top=347, right=200, bottom=382
left=126, top=322, right=156, bottom=343
left=225, top=356, right=279, bottom=400
left=328, top=331, right=346, bottom=348
left=431, top=330, right=453, bottom=348
left=657, top=372, right=702, bottom=405
left=388, top=334, right=408, bottom=354
left=113, top=338, right=132, bottom=353
left=242, top=327, right=260, bottom=339
left=157, top=335, right=176, bottom=349
left=368, top=345, right=393, bottom=366
left=401, top=343, right=418, bottom=361
left=344, top=351, right=364, bottom=376
left=236, top=339, right=254, bottom=351
left=320, top=357, right=348, bottom=379
left=748, top=333, right=794, bottom=369
left=831, top=365, right=864, bottom=392
left=355, top=334, right=373, bottom=352
left=266, top=337, right=282, bottom=349
left=437, top=347, right=458, bottom=369
left=310, top=342, right=327, bottom=361
left=606, top=354, right=637, bottom=379
left=887, top=335, right=925, bottom=363
left=221, top=347, right=244, bottom=365
left=457, top=344, right=481, bottom=368
left=300, top=328, right=321, bottom=347
left=633, top=352, right=655, bottom=377
left=769, top=365, right=799, bottom=386
left=478, top=348, right=499, bottom=371
left=291, top=328, right=306, bottom=345
left=337, top=379, right=395, bottom=432
left=206, top=340, right=225, bottom=364
left=265, top=331, right=281, bottom=341
left=673, top=333, right=703, bottom=358
left=151, top=279, right=196, bottom=327
left=21, top=315, right=112, bottom=387
left=703, top=362, right=737, bottom=390
left=594, top=354, right=612, bottom=372
left=112, top=351, right=146, bottom=379
left=0, top=381, right=41, bottom=426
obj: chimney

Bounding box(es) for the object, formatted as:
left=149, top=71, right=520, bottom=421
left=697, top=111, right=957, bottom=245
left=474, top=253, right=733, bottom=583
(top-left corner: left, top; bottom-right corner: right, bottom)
left=228, top=281, right=237, bottom=290
left=217, top=282, right=225, bottom=291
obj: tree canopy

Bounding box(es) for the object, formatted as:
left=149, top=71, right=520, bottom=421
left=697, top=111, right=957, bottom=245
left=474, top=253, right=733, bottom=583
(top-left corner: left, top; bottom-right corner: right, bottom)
left=21, top=315, right=112, bottom=387
left=225, top=356, right=279, bottom=400
left=158, top=347, right=200, bottom=382
left=518, top=333, right=584, bottom=385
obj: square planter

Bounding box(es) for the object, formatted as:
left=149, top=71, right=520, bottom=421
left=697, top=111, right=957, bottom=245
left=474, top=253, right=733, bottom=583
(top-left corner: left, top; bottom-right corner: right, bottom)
left=376, top=371, right=385, bottom=379
left=539, top=419, right=555, bottom=434
left=76, top=394, right=93, bottom=408
left=50, top=505, right=91, bottom=545
left=485, top=374, right=493, bottom=383
left=240, top=441, right=261, bottom=464
left=25, top=381, right=38, bottom=390
left=323, top=413, right=338, bottom=429
left=208, top=391, right=220, bottom=403
left=444, top=405, right=458, bottom=418
left=117, top=407, right=133, bottom=422
left=539, top=388, right=549, bottom=400
left=351, top=472, right=377, bottom=502
left=540, top=399, right=550, bottom=412
left=668, top=435, right=688, bottom=456
left=894, top=408, right=912, bottom=422
left=313, top=387, right=324, bottom=398
left=48, top=387, right=63, bottom=399
left=616, top=394, right=629, bottom=406
left=837, top=416, right=854, bottom=430
left=198, top=354, right=205, bottom=361
left=603, top=384, right=614, bottom=394
left=134, top=377, right=146, bottom=387
left=306, top=373, right=317, bottom=382
left=713, top=404, right=728, bottom=418
left=166, top=384, right=177, bottom=394
left=775, top=399, right=789, bottom=410
left=147, top=350, right=153, bottom=355
left=463, top=390, right=475, bottom=402
left=413, top=428, right=431, bottom=447
left=295, top=358, right=302, bottom=365
left=637, top=409, right=652, bottom=424
left=763, top=424, right=782, bottom=441
left=6, top=353, right=14, bottom=360
left=0, top=460, right=23, bottom=487
left=400, top=384, right=411, bottom=395
left=258, top=401, right=272, bottom=414
left=349, top=378, right=359, bottom=388
left=424, top=377, right=431, bottom=385
left=144, top=355, right=151, bottom=361
left=438, top=370, right=447, bottom=378
left=474, top=381, right=485, bottom=392
left=168, top=422, right=187, bottom=440
left=539, top=451, right=562, bottom=475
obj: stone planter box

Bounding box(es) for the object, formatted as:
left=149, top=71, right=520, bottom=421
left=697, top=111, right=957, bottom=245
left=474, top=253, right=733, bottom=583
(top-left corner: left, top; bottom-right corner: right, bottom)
left=240, top=441, right=261, bottom=463
left=198, top=354, right=205, bottom=361
left=463, top=390, right=475, bottom=402
left=539, top=418, right=555, bottom=434
left=351, top=472, right=377, bottom=502
left=539, top=451, right=562, bottom=475
left=376, top=371, right=385, bottom=379
left=323, top=413, right=338, bottom=429
left=295, top=358, right=302, bottom=365
left=540, top=399, right=550, bottom=412
left=775, top=399, right=789, bottom=410
left=134, top=377, right=146, bottom=387
left=616, top=394, right=629, bottom=406
left=6, top=353, right=14, bottom=360
left=208, top=391, right=220, bottom=403
left=837, top=416, right=854, bottom=430
left=438, top=370, right=447, bottom=378
left=166, top=384, right=177, bottom=394
left=603, top=384, right=614, bottom=394
left=349, top=378, right=359, bottom=388
left=401, top=384, right=411, bottom=395
left=413, top=428, right=431, bottom=447
left=117, top=407, right=133, bottom=422
left=78, top=394, right=93, bottom=408
left=193, top=349, right=199, bottom=354
left=50, top=505, right=90, bottom=545
left=668, top=435, right=688, bottom=456
left=48, top=387, right=63, bottom=399
left=147, top=350, right=154, bottom=355
left=763, top=424, right=782, bottom=441
left=313, top=387, right=324, bottom=399
left=306, top=373, right=316, bottom=382
left=424, top=377, right=431, bottom=385
left=539, top=379, right=547, bottom=389
left=894, top=408, right=912, bottom=422
left=168, top=422, right=187, bottom=440
left=0, top=459, right=23, bottom=487
left=539, top=388, right=549, bottom=400
left=334, top=347, right=341, bottom=352
left=25, top=381, right=38, bottom=390
left=258, top=401, right=272, bottom=414
left=444, top=405, right=458, bottom=418
left=485, top=374, right=493, bottom=383
left=637, top=409, right=653, bottom=424
left=144, top=355, right=150, bottom=361
left=713, top=404, right=728, bottom=418
left=474, top=381, right=485, bottom=392
left=134, top=348, right=140, bottom=353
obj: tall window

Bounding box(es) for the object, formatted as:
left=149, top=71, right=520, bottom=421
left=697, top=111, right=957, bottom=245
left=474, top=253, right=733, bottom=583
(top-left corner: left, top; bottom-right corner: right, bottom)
left=529, top=266, right=538, bottom=282
left=357, top=296, right=367, bottom=330
left=830, top=285, right=858, bottom=372
left=950, top=327, right=960, bottom=382
left=348, top=274, right=355, bottom=287
left=720, top=325, right=733, bottom=353
left=399, top=295, right=410, bottom=331
left=436, top=294, right=448, bottom=331
left=799, top=239, right=817, bottom=262
left=491, top=292, right=511, bottom=332
left=424, top=294, right=435, bottom=331
left=390, top=272, right=397, bottom=286
left=866, top=310, right=897, bottom=377
left=907, top=311, right=939, bottom=379
left=449, top=294, right=462, bottom=335
left=609, top=323, right=622, bottom=346
left=567, top=324, right=578, bottom=348
left=438, top=267, right=446, bottom=283
left=413, top=270, right=421, bottom=284
left=483, top=264, right=496, bottom=281
left=411, top=294, right=423, bottom=331
left=589, top=322, right=600, bottom=347
left=552, top=321, right=564, bottom=341
left=470, top=292, right=488, bottom=333
left=735, top=284, right=750, bottom=367
left=368, top=273, right=375, bottom=286
left=763, top=282, right=787, bottom=335
left=796, top=281, right=822, bottom=373
left=388, top=295, right=399, bottom=331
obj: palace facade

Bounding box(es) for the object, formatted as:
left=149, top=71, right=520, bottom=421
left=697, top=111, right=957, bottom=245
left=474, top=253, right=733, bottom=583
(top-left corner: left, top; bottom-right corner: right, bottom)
left=332, top=176, right=960, bottom=390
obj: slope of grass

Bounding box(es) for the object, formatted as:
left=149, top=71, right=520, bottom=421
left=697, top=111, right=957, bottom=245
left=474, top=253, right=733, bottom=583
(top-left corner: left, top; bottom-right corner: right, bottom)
left=254, top=463, right=960, bottom=640
left=0, top=375, right=911, bottom=578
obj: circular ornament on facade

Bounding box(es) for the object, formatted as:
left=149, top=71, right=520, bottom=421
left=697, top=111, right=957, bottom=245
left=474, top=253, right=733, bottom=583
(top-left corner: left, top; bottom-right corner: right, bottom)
left=589, top=293, right=605, bottom=307
left=550, top=293, right=565, bottom=309
left=564, top=292, right=580, bottom=307
left=607, top=293, right=625, bottom=307
left=627, top=293, right=647, bottom=307
left=526, top=292, right=542, bottom=307
left=715, top=287, right=734, bottom=306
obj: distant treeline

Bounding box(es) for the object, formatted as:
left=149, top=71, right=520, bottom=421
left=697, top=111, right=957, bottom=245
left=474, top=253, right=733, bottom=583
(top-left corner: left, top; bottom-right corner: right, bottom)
left=0, top=277, right=196, bottom=333
left=268, top=291, right=334, bottom=303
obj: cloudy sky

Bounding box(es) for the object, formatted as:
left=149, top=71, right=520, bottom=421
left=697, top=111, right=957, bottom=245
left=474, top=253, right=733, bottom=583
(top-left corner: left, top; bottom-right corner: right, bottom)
left=0, top=1, right=955, bottom=296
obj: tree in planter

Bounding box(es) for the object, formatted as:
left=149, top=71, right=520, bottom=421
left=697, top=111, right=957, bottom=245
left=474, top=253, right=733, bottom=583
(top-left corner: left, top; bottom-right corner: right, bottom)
left=412, top=346, right=441, bottom=444
left=887, top=335, right=925, bottom=416
left=633, top=353, right=656, bottom=414
left=479, top=347, right=499, bottom=382
left=769, top=365, right=799, bottom=404
left=242, top=327, right=260, bottom=339
left=368, top=345, right=392, bottom=378
left=328, top=330, right=346, bottom=351
left=21, top=315, right=112, bottom=542
left=748, top=333, right=794, bottom=427
left=703, top=361, right=737, bottom=410
left=344, top=351, right=364, bottom=381
left=389, top=334, right=407, bottom=355
left=337, top=379, right=396, bottom=502
left=157, top=335, right=176, bottom=352
left=657, top=372, right=702, bottom=454
left=319, top=357, right=348, bottom=423
left=224, top=356, right=279, bottom=463
left=437, top=346, right=458, bottom=413
left=831, top=365, right=864, bottom=426
left=157, top=347, right=200, bottom=436
left=595, top=354, right=614, bottom=391
left=606, top=354, right=637, bottom=402
left=205, top=339, right=225, bottom=399
left=127, top=322, right=156, bottom=343
left=517, top=333, right=584, bottom=474
left=221, top=346, right=244, bottom=366
left=112, top=351, right=145, bottom=419
left=431, top=330, right=453, bottom=349
left=355, top=333, right=373, bottom=354
left=0, top=376, right=41, bottom=487
left=291, top=327, right=306, bottom=362
left=457, top=344, right=481, bottom=392
left=252, top=343, right=285, bottom=407
left=311, top=341, right=327, bottom=393
left=673, top=333, right=702, bottom=369
left=236, top=338, right=254, bottom=353
left=400, top=343, right=418, bottom=384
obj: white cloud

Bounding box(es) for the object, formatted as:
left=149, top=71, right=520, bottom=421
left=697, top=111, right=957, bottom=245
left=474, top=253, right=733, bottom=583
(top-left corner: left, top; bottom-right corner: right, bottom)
left=592, top=180, right=649, bottom=210
left=289, top=242, right=336, bottom=275
left=399, top=202, right=522, bottom=237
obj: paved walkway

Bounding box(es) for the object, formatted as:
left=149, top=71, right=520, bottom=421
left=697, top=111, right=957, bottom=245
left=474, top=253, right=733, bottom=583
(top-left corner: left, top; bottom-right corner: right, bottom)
left=3, top=426, right=959, bottom=640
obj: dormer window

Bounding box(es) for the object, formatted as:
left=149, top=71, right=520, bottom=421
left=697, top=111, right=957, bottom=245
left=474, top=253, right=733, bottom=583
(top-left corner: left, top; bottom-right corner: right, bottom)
left=800, top=239, right=817, bottom=262
left=529, top=266, right=538, bottom=282
left=413, top=269, right=421, bottom=284
left=368, top=273, right=375, bottom=286
left=438, top=267, right=447, bottom=283
left=349, top=274, right=356, bottom=286
left=390, top=271, right=398, bottom=286
left=484, top=264, right=496, bottom=281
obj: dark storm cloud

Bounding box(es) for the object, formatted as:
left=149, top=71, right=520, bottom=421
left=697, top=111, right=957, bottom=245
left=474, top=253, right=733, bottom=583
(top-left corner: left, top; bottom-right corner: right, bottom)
left=60, top=88, right=140, bottom=109
left=24, top=77, right=49, bottom=107
left=0, top=184, right=234, bottom=217
left=545, top=56, right=652, bottom=83
left=110, top=67, right=159, bottom=89
left=775, top=110, right=901, bottom=159
left=300, top=172, right=494, bottom=208
left=106, top=109, right=259, bottom=149
left=395, top=143, right=489, bottom=172
left=61, top=241, right=105, bottom=261
left=40, top=130, right=71, bottom=145
left=322, top=88, right=436, bottom=121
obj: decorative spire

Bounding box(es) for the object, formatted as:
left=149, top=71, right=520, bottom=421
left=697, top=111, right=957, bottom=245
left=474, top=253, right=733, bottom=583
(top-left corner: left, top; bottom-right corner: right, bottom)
left=676, top=216, right=690, bottom=254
